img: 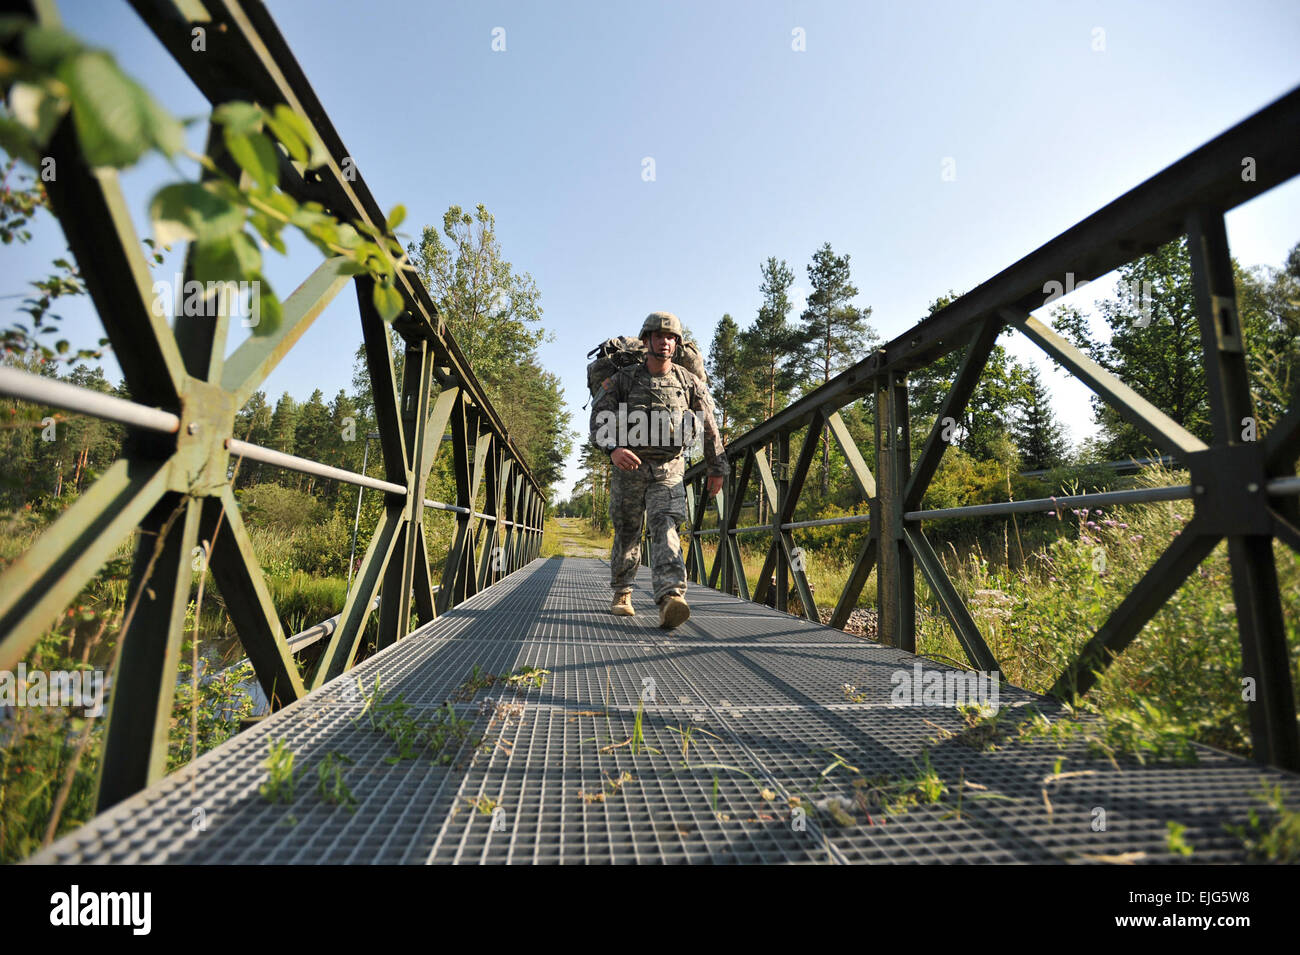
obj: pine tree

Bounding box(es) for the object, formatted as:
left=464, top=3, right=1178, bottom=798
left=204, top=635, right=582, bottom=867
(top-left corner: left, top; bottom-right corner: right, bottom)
left=796, top=243, right=877, bottom=493
left=743, top=257, right=800, bottom=424
left=328, top=389, right=359, bottom=464
left=234, top=390, right=272, bottom=485
left=740, top=257, right=801, bottom=519
left=910, top=291, right=1030, bottom=466
left=1013, top=366, right=1066, bottom=470
left=268, top=392, right=298, bottom=486
left=294, top=389, right=332, bottom=493
left=707, top=313, right=757, bottom=442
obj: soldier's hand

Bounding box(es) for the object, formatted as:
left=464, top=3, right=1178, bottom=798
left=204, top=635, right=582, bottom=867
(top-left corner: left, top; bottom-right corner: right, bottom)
left=611, top=448, right=642, bottom=472
left=707, top=475, right=724, bottom=498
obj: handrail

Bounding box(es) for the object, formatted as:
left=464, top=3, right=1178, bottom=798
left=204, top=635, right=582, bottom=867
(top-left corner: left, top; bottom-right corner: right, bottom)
left=677, top=85, right=1300, bottom=770
left=0, top=0, right=551, bottom=813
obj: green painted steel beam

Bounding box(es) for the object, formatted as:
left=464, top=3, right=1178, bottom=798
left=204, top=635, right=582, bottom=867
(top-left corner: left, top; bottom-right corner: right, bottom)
left=1001, top=307, right=1207, bottom=458
left=222, top=257, right=355, bottom=409
left=315, top=504, right=404, bottom=686
left=826, top=411, right=875, bottom=501
left=905, top=526, right=999, bottom=673
left=0, top=457, right=170, bottom=673
left=1050, top=520, right=1219, bottom=701
left=201, top=487, right=304, bottom=707
left=96, top=494, right=201, bottom=811
left=830, top=532, right=876, bottom=632
left=904, top=317, right=1001, bottom=512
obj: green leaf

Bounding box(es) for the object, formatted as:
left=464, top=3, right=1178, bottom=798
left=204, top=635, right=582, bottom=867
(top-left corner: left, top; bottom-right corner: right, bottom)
left=0, top=115, right=40, bottom=167
left=212, top=101, right=263, bottom=137
left=247, top=273, right=282, bottom=336
left=253, top=192, right=298, bottom=230
left=248, top=212, right=287, bottom=255
left=0, top=16, right=31, bottom=44
left=372, top=279, right=403, bottom=322
left=190, top=237, right=240, bottom=286
left=21, top=25, right=80, bottom=69
left=335, top=258, right=369, bottom=276
left=270, top=104, right=327, bottom=168
left=58, top=50, right=179, bottom=167
left=231, top=231, right=262, bottom=274
left=149, top=182, right=244, bottom=246
left=8, top=81, right=68, bottom=145
left=141, top=92, right=184, bottom=158
left=385, top=204, right=406, bottom=231
left=335, top=223, right=360, bottom=250
left=289, top=205, right=333, bottom=233
left=224, top=129, right=279, bottom=191
left=261, top=105, right=307, bottom=165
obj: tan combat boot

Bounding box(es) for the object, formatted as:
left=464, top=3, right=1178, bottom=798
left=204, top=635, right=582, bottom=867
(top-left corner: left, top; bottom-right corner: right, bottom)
left=658, top=594, right=690, bottom=629
left=611, top=592, right=634, bottom=616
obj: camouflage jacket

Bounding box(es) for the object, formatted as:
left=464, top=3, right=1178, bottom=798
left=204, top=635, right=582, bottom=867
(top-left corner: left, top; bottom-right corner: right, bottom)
left=589, top=360, right=728, bottom=477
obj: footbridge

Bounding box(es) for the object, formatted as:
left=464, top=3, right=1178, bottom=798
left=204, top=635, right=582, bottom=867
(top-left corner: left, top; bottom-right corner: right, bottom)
left=1, top=0, right=1298, bottom=863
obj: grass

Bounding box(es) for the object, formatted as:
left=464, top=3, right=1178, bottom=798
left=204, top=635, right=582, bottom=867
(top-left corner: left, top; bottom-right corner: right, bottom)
left=1166, top=821, right=1194, bottom=857
left=909, top=468, right=1300, bottom=759
left=452, top=663, right=551, bottom=702
left=259, top=738, right=296, bottom=804
left=579, top=772, right=633, bottom=804
left=542, top=516, right=612, bottom=558
left=315, top=752, right=357, bottom=812
left=1226, top=783, right=1300, bottom=863
left=353, top=675, right=480, bottom=765
left=599, top=698, right=662, bottom=756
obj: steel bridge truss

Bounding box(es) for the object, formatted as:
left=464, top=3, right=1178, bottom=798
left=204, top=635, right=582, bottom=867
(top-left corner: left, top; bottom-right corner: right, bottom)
left=0, top=0, right=545, bottom=810
left=683, top=86, right=1300, bottom=772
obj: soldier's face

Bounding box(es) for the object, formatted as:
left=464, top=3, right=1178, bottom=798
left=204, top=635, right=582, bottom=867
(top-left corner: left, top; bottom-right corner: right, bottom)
left=649, top=330, right=678, bottom=360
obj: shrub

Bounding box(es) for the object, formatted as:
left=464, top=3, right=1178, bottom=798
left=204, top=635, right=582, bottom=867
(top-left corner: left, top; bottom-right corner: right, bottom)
left=290, top=512, right=350, bottom=578
left=238, top=483, right=324, bottom=533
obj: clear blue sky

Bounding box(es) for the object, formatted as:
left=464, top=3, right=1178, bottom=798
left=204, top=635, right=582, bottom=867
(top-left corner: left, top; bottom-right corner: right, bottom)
left=7, top=0, right=1300, bottom=499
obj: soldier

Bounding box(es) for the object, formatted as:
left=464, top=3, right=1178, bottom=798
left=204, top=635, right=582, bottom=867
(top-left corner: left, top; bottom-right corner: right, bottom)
left=589, top=312, right=728, bottom=628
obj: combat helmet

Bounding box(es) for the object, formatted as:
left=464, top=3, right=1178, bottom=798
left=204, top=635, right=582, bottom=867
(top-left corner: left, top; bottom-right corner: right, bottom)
left=640, top=311, right=683, bottom=340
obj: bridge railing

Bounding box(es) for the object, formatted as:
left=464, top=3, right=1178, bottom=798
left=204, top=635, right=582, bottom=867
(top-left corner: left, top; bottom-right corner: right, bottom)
left=0, top=0, right=545, bottom=810
left=683, top=86, right=1300, bottom=771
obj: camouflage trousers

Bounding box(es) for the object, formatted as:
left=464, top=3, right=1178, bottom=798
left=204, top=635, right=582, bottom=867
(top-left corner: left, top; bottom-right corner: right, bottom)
left=609, top=455, right=688, bottom=603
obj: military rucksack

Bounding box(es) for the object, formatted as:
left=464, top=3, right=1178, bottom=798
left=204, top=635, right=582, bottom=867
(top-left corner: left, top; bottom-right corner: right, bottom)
left=586, top=336, right=709, bottom=397
left=586, top=336, right=646, bottom=396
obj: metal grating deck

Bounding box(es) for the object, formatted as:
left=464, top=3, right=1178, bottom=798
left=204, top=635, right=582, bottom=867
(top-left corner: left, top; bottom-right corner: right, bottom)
left=31, top=557, right=1300, bottom=864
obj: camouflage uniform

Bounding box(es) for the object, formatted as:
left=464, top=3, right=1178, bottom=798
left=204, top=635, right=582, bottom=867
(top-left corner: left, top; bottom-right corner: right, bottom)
left=590, top=361, right=728, bottom=603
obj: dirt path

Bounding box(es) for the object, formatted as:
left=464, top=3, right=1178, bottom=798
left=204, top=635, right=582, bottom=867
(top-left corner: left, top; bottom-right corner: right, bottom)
left=550, top=517, right=610, bottom=559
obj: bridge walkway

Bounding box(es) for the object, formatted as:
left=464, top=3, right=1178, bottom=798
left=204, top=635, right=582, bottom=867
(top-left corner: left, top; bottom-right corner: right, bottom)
left=33, top=558, right=1299, bottom=864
